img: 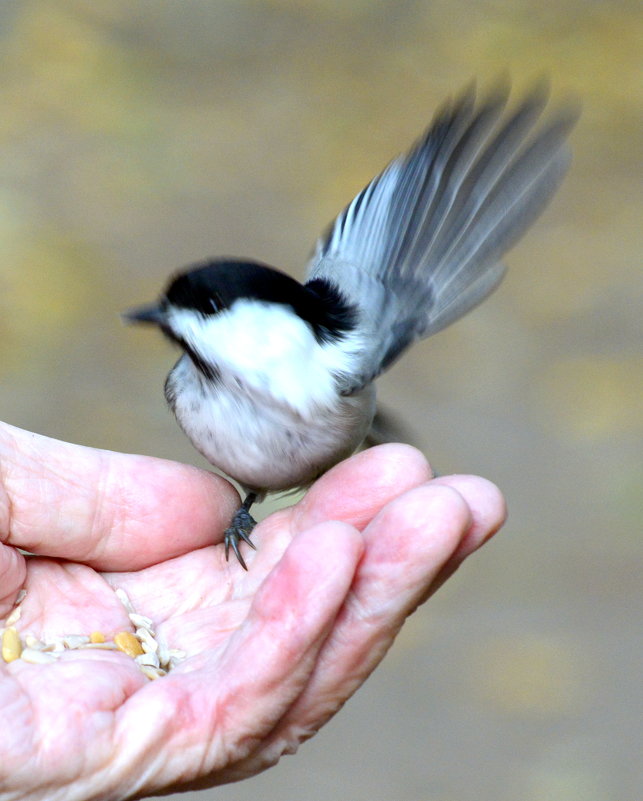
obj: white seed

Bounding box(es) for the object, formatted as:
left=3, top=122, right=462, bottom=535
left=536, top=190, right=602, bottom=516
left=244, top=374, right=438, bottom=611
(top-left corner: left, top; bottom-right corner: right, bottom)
left=20, top=648, right=58, bottom=664
left=61, top=635, right=91, bottom=649
left=5, top=606, right=21, bottom=626
left=129, top=613, right=154, bottom=631
left=136, top=628, right=158, bottom=653
left=115, top=588, right=135, bottom=613
left=15, top=589, right=27, bottom=605
left=157, top=641, right=170, bottom=668
left=135, top=651, right=160, bottom=668
left=24, top=634, right=47, bottom=651
left=139, top=665, right=167, bottom=681
left=82, top=642, right=119, bottom=650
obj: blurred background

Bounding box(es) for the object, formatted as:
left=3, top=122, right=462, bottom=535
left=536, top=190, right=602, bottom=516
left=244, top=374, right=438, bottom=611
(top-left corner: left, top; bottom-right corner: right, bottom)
left=0, top=1, right=640, bottom=799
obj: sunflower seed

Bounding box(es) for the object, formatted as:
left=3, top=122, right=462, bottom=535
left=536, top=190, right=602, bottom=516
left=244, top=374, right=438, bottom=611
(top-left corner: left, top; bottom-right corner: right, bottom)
left=82, top=641, right=119, bottom=650
left=129, top=613, right=154, bottom=631
left=23, top=634, right=50, bottom=651
left=5, top=606, right=21, bottom=627
left=114, top=588, right=135, bottom=614
left=139, top=665, right=167, bottom=681
left=156, top=639, right=170, bottom=668
left=135, top=651, right=161, bottom=668
left=136, top=628, right=158, bottom=654
left=20, top=648, right=58, bottom=664
left=62, top=635, right=91, bottom=649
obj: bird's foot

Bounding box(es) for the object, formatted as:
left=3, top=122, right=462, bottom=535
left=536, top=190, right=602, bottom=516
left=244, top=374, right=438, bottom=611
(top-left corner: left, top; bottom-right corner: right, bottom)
left=224, top=505, right=257, bottom=570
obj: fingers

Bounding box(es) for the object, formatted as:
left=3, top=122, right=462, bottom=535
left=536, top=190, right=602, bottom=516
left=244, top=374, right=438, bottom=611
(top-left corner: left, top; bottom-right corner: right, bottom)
left=224, top=474, right=505, bottom=777
left=216, top=521, right=365, bottom=719
left=0, top=543, right=27, bottom=611
left=278, top=484, right=471, bottom=717
left=0, top=422, right=239, bottom=570
left=293, top=443, right=433, bottom=531
left=427, top=475, right=507, bottom=592
left=113, top=521, right=365, bottom=794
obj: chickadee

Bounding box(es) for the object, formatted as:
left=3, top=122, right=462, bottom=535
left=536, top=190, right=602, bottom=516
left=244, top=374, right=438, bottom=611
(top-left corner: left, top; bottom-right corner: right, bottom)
left=125, top=82, right=576, bottom=569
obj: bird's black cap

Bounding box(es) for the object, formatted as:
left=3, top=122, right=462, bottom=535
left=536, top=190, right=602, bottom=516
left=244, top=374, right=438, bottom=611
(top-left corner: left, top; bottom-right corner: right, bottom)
left=163, top=258, right=357, bottom=343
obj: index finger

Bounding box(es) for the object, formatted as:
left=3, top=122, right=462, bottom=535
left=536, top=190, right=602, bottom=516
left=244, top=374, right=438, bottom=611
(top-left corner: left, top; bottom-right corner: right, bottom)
left=0, top=422, right=239, bottom=570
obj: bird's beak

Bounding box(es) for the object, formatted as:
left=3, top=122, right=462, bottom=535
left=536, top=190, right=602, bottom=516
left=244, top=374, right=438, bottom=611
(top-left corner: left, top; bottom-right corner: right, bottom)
left=122, top=303, right=166, bottom=326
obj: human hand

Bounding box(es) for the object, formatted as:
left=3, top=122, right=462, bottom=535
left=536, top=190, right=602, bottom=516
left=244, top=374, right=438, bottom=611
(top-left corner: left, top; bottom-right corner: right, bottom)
left=0, top=421, right=505, bottom=800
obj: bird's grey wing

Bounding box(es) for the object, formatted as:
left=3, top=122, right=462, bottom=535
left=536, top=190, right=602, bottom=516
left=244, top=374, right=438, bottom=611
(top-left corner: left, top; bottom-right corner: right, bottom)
left=305, top=81, right=578, bottom=394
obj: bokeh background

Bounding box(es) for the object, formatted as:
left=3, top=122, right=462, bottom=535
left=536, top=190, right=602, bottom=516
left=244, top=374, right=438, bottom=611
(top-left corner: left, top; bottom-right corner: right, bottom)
left=0, top=1, right=641, bottom=799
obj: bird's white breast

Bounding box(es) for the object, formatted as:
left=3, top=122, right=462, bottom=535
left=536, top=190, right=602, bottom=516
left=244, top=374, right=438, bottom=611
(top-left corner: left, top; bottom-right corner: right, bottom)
left=168, top=299, right=363, bottom=417
left=164, top=299, right=373, bottom=491
left=165, top=354, right=375, bottom=492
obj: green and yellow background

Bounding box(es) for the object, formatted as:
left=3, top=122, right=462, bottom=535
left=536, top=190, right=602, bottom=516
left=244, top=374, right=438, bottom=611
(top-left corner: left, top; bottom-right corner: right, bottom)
left=0, top=2, right=640, bottom=800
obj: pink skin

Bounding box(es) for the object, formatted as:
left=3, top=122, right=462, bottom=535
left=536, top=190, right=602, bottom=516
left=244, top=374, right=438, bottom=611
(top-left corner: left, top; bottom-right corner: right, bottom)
left=0, top=422, right=505, bottom=800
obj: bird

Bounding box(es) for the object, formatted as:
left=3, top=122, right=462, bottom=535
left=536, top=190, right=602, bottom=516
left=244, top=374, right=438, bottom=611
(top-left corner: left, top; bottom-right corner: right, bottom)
left=124, top=81, right=577, bottom=569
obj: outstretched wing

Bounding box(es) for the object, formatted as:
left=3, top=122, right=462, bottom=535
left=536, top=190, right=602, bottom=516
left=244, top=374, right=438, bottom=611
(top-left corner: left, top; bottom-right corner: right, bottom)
left=306, top=81, right=577, bottom=394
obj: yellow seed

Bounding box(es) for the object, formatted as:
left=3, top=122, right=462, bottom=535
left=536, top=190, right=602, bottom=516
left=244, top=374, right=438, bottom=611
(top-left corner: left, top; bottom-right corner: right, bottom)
left=114, top=631, right=144, bottom=657
left=2, top=627, right=22, bottom=663
left=89, top=631, right=105, bottom=644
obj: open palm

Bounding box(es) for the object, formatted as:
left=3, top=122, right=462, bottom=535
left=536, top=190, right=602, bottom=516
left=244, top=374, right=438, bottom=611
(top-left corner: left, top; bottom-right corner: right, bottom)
left=0, top=422, right=505, bottom=800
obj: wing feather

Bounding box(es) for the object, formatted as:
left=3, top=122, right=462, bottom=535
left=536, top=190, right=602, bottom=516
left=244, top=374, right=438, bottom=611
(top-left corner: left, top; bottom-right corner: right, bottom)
left=306, top=82, right=578, bottom=393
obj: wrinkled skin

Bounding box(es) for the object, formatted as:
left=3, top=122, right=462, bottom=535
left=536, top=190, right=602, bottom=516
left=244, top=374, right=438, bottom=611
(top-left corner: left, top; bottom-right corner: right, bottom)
left=0, top=422, right=505, bottom=800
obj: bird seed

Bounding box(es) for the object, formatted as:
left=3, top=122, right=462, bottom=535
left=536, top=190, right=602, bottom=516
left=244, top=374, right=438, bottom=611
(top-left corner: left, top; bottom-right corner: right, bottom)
left=1, top=588, right=186, bottom=679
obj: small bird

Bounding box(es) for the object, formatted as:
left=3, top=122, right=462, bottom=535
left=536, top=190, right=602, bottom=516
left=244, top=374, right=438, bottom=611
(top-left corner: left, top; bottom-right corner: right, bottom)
left=125, top=82, right=576, bottom=569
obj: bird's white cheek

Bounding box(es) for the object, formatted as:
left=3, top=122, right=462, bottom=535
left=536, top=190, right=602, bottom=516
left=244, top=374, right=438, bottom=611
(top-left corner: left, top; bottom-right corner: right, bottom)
left=204, top=302, right=315, bottom=372
left=227, top=312, right=311, bottom=372
left=175, top=301, right=343, bottom=415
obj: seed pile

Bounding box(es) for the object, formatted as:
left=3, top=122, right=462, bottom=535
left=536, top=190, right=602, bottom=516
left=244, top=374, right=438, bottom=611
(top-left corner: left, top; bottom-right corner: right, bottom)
left=1, top=587, right=186, bottom=680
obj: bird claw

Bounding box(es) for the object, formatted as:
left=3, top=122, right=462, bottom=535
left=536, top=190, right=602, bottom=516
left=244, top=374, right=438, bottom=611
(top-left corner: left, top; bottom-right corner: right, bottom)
left=224, top=507, right=257, bottom=570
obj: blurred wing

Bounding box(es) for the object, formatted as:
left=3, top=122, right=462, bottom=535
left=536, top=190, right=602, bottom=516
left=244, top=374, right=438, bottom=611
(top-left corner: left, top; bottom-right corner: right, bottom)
left=306, top=81, right=577, bottom=393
